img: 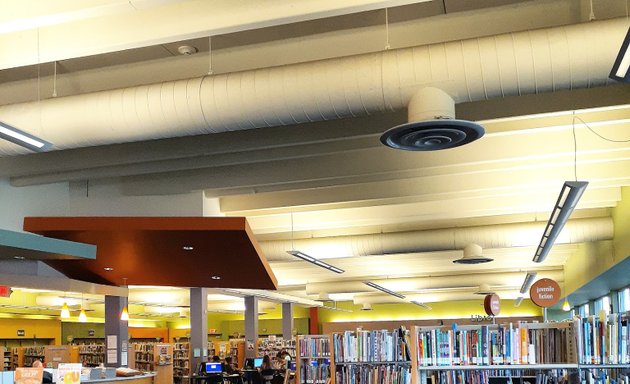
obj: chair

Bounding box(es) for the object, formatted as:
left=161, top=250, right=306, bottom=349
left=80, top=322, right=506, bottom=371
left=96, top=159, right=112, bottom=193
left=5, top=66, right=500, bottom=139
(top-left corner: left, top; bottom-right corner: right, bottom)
left=260, top=369, right=275, bottom=384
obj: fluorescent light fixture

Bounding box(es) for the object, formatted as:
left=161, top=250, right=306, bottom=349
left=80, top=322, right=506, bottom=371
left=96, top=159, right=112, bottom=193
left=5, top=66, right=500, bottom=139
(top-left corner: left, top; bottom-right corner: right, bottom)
left=287, top=250, right=344, bottom=274
left=411, top=300, right=432, bottom=310
left=609, top=27, right=630, bottom=83
left=514, top=296, right=523, bottom=307
left=532, top=181, right=588, bottom=263
left=519, top=272, right=537, bottom=294
left=0, top=120, right=52, bottom=152
left=363, top=281, right=405, bottom=299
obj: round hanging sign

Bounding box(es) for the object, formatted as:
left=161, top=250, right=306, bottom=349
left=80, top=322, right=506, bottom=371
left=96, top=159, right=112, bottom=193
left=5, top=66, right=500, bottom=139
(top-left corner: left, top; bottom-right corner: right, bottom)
left=484, top=294, right=501, bottom=316
left=529, top=278, right=561, bottom=307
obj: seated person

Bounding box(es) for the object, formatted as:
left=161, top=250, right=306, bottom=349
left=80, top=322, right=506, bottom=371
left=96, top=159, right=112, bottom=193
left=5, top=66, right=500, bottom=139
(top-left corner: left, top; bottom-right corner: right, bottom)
left=211, top=355, right=221, bottom=363
left=223, top=356, right=238, bottom=375
left=32, top=359, right=53, bottom=384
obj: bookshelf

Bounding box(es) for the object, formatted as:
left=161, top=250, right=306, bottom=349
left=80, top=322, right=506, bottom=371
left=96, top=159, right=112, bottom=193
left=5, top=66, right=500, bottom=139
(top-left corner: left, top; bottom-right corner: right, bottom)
left=230, top=339, right=246, bottom=369
left=172, top=342, right=191, bottom=381
left=22, top=346, right=45, bottom=367
left=296, top=335, right=331, bottom=384
left=131, top=342, right=156, bottom=372
left=78, top=344, right=105, bottom=367
left=1, top=347, right=9, bottom=371
left=11, top=347, right=23, bottom=369
left=258, top=337, right=297, bottom=359
left=332, top=328, right=412, bottom=384
left=130, top=342, right=173, bottom=384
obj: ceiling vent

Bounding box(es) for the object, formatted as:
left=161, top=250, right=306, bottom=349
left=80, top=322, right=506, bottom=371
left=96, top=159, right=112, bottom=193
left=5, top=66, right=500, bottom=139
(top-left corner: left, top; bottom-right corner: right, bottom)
left=453, top=243, right=493, bottom=265
left=475, top=283, right=495, bottom=295
left=381, top=87, right=485, bottom=151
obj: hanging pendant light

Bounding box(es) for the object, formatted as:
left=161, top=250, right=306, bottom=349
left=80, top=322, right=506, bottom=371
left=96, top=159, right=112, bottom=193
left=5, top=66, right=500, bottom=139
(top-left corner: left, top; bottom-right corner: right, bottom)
left=60, top=302, right=70, bottom=319
left=562, top=298, right=571, bottom=312
left=120, top=306, right=129, bottom=321
left=78, top=293, right=87, bottom=322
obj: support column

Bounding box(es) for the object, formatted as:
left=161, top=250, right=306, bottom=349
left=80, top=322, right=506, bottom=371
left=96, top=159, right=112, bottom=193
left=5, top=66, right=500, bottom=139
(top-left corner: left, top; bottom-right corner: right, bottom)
left=309, top=307, right=319, bottom=334
left=244, top=296, right=258, bottom=358
left=190, top=288, right=208, bottom=372
left=104, top=295, right=128, bottom=367
left=282, top=302, right=294, bottom=340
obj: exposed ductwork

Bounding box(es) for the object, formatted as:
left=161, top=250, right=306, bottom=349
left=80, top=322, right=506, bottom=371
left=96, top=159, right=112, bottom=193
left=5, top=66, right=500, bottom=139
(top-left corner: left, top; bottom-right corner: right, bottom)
left=304, top=269, right=565, bottom=295
left=262, top=217, right=613, bottom=261
left=0, top=18, right=627, bottom=156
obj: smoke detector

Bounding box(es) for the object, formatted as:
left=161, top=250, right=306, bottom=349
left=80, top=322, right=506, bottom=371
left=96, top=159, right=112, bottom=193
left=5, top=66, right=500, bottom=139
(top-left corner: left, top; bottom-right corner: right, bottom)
left=453, top=243, right=493, bottom=264
left=475, top=283, right=495, bottom=295
left=381, top=87, right=485, bottom=151
left=177, top=45, right=199, bottom=55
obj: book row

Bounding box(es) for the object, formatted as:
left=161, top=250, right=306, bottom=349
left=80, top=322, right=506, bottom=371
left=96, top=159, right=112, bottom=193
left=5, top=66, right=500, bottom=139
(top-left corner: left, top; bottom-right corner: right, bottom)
left=335, top=364, right=412, bottom=384
left=300, top=362, right=330, bottom=384
left=333, top=328, right=412, bottom=363
left=577, top=313, right=629, bottom=364
left=299, top=337, right=331, bottom=358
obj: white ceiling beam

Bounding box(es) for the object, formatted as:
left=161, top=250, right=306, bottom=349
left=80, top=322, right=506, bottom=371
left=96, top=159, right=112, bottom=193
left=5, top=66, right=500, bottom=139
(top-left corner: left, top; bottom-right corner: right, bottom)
left=0, top=0, right=432, bottom=71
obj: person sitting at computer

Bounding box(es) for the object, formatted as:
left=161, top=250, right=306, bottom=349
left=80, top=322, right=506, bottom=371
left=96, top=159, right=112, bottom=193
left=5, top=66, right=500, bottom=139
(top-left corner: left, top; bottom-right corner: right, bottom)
left=223, top=356, right=238, bottom=375
left=258, top=355, right=272, bottom=372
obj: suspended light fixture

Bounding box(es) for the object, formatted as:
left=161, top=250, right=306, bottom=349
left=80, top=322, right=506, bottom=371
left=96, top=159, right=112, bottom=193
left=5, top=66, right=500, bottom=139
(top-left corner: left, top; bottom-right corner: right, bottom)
left=514, top=296, right=524, bottom=307
left=78, top=293, right=87, bottom=322
left=562, top=298, right=571, bottom=312
left=286, top=250, right=345, bottom=273
left=609, top=27, right=630, bottom=83
left=363, top=281, right=405, bottom=299
left=411, top=300, right=432, bottom=310
left=519, top=272, right=538, bottom=294
left=121, top=306, right=129, bottom=321
left=532, top=181, right=588, bottom=263
left=0, top=120, right=52, bottom=152
left=60, top=302, right=70, bottom=319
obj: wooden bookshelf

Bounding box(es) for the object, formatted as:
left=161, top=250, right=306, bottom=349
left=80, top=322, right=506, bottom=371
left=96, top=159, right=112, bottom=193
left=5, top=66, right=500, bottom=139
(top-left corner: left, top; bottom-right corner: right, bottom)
left=172, top=342, right=191, bottom=380
left=78, top=344, right=105, bottom=367
left=1, top=347, right=10, bottom=371
left=296, top=335, right=331, bottom=384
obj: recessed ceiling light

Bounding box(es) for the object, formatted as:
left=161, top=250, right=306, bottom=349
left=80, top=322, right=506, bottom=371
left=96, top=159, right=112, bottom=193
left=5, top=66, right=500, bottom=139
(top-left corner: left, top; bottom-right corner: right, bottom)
left=211, top=276, right=221, bottom=280
left=13, top=256, right=25, bottom=260
left=104, top=267, right=114, bottom=271
left=183, top=246, right=194, bottom=251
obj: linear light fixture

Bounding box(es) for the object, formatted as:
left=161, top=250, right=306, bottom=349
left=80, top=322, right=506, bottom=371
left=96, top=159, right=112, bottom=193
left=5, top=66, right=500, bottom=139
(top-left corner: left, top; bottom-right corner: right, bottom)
left=514, top=296, right=523, bottom=307
left=287, top=250, right=344, bottom=273
left=411, top=300, right=432, bottom=310
left=364, top=281, right=405, bottom=299
left=609, top=27, right=630, bottom=83
left=0, top=120, right=52, bottom=152
left=532, top=181, right=588, bottom=263
left=519, top=272, right=537, bottom=294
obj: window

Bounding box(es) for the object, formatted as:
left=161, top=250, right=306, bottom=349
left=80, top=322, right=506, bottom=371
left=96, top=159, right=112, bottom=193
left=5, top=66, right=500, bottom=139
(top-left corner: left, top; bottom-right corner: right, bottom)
left=594, top=295, right=611, bottom=316
left=578, top=303, right=590, bottom=317
left=619, top=287, right=630, bottom=312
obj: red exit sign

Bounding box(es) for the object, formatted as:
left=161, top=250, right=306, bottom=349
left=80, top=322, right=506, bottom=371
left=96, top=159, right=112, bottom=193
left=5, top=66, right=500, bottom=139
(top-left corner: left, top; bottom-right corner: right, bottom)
left=0, top=286, right=12, bottom=297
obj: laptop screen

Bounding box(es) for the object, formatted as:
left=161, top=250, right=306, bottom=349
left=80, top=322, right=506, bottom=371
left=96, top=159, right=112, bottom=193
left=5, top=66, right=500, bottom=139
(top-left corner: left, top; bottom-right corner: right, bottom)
left=254, top=358, right=263, bottom=368
left=205, top=363, right=222, bottom=373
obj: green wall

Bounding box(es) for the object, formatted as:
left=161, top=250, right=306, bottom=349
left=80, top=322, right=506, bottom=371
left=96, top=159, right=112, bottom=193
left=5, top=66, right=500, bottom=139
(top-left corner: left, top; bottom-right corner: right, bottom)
left=61, top=322, right=105, bottom=344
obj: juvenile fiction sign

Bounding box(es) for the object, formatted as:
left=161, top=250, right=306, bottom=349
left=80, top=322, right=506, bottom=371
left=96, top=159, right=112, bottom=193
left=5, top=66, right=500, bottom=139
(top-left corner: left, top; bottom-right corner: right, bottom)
left=529, top=278, right=561, bottom=307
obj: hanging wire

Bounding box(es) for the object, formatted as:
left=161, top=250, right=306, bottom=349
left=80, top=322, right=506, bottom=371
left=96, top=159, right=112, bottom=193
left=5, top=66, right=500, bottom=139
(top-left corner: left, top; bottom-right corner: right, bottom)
left=589, top=0, right=596, bottom=21
left=572, top=111, right=578, bottom=182
left=208, top=36, right=214, bottom=75
left=384, top=8, right=391, bottom=50
left=52, top=61, right=57, bottom=98
left=574, top=115, right=630, bottom=143
left=290, top=212, right=294, bottom=251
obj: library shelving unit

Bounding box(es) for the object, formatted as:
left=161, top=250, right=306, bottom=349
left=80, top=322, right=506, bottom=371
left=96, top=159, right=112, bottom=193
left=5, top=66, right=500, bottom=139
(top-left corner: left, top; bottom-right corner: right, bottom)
left=22, top=346, right=45, bottom=367
left=78, top=344, right=105, bottom=367
left=296, top=335, right=331, bottom=384
left=172, top=342, right=191, bottom=382
left=258, top=337, right=297, bottom=359
left=332, top=327, right=413, bottom=384
left=230, top=339, right=246, bottom=369
left=11, top=347, right=23, bottom=369
left=209, top=340, right=231, bottom=359
left=1, top=347, right=9, bottom=371
left=411, top=314, right=630, bottom=384
left=129, top=343, right=173, bottom=384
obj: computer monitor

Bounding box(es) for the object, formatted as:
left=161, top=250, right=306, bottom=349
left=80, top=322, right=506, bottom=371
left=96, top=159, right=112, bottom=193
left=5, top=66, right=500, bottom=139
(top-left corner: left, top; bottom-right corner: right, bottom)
left=205, top=362, right=222, bottom=374
left=244, top=358, right=255, bottom=369
left=254, top=358, right=263, bottom=368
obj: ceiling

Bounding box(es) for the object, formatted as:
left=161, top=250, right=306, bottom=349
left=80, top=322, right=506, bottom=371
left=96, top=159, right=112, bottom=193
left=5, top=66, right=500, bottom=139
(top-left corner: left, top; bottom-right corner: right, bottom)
left=1, top=0, right=630, bottom=315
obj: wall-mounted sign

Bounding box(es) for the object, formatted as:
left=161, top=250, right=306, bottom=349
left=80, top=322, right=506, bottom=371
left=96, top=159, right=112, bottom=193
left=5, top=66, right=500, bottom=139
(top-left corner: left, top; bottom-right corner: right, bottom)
left=17, top=329, right=25, bottom=337
left=470, top=314, right=494, bottom=322
left=0, top=286, right=12, bottom=298
left=88, top=330, right=95, bottom=337
left=484, top=294, right=501, bottom=316
left=529, top=278, right=561, bottom=307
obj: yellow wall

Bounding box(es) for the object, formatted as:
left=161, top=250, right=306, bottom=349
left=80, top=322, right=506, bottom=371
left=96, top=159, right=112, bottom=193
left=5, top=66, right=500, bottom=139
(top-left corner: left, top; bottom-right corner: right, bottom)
left=564, top=186, right=630, bottom=295
left=319, top=299, right=542, bottom=323
left=0, top=318, right=61, bottom=344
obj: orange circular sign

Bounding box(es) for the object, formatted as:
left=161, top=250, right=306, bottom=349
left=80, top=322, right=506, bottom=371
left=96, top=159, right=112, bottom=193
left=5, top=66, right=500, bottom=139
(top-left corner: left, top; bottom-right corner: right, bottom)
left=484, top=294, right=501, bottom=316
left=529, top=278, right=561, bottom=307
